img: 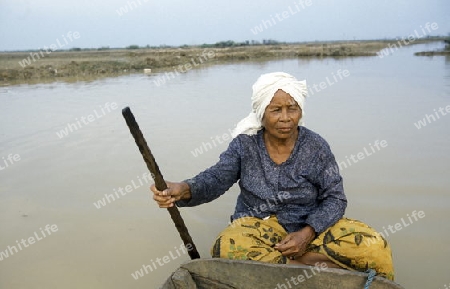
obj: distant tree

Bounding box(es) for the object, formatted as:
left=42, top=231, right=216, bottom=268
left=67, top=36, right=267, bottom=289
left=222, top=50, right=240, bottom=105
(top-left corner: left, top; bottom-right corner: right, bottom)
left=126, top=45, right=140, bottom=49
left=214, top=40, right=236, bottom=48
left=263, top=39, right=279, bottom=45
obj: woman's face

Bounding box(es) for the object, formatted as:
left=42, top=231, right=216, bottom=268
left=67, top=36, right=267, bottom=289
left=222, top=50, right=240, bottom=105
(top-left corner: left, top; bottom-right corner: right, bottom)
left=262, top=89, right=302, bottom=140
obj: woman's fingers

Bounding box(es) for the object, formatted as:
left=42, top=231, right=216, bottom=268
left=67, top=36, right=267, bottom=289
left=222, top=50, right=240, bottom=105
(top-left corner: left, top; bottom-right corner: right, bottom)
left=274, top=237, right=289, bottom=250
left=275, top=232, right=309, bottom=257
left=150, top=181, right=190, bottom=208
left=150, top=182, right=177, bottom=207
left=152, top=193, right=175, bottom=208
left=275, top=237, right=296, bottom=254
left=277, top=244, right=297, bottom=255
left=150, top=183, right=170, bottom=195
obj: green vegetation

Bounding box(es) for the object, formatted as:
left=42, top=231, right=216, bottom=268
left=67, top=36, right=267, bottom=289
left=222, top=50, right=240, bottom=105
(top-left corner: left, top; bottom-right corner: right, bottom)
left=126, top=45, right=140, bottom=49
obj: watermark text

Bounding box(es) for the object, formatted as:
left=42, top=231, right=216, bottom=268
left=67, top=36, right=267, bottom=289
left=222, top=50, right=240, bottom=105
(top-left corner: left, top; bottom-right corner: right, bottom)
left=0, top=153, right=21, bottom=171
left=414, top=104, right=450, bottom=129
left=308, top=69, right=350, bottom=97
left=250, top=0, right=313, bottom=35
left=116, top=0, right=150, bottom=16
left=131, top=243, right=194, bottom=280
left=377, top=22, right=439, bottom=58
left=327, top=140, right=388, bottom=175
left=0, top=224, right=58, bottom=262
left=93, top=172, right=153, bottom=209
left=18, top=31, right=81, bottom=68
left=190, top=128, right=233, bottom=157
left=153, top=49, right=216, bottom=87
left=274, top=262, right=328, bottom=289
left=56, top=102, right=118, bottom=139
left=365, top=210, right=425, bottom=246
left=230, top=192, right=291, bottom=228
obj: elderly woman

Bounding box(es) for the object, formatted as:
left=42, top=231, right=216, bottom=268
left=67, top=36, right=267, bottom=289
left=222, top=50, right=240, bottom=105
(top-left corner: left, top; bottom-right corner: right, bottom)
left=151, top=72, right=394, bottom=280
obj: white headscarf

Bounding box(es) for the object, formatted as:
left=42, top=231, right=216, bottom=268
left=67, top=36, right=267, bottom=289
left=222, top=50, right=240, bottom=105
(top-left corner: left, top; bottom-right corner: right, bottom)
left=231, top=72, right=307, bottom=138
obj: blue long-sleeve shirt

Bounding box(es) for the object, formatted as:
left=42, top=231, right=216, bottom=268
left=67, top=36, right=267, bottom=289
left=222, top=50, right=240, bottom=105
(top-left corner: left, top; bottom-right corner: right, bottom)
left=177, top=127, right=347, bottom=234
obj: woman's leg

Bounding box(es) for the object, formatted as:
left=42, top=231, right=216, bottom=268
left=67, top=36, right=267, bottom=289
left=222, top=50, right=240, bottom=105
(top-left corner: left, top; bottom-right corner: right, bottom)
left=304, top=218, right=395, bottom=281
left=290, top=252, right=343, bottom=269
left=211, top=216, right=288, bottom=263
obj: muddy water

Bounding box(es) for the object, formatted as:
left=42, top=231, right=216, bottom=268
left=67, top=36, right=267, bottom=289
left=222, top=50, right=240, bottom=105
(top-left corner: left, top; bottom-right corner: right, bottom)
left=0, top=42, right=449, bottom=289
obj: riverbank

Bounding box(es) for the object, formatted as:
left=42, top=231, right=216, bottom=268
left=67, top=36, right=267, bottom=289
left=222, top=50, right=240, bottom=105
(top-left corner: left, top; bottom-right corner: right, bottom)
left=415, top=50, right=450, bottom=56
left=415, top=39, right=450, bottom=56
left=0, top=39, right=443, bottom=86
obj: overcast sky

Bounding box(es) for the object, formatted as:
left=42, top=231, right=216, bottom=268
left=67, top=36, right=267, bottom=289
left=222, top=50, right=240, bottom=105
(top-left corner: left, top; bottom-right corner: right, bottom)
left=0, top=0, right=449, bottom=51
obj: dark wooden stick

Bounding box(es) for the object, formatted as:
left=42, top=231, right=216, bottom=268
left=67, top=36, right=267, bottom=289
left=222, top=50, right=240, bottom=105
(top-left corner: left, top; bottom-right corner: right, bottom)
left=122, top=107, right=200, bottom=260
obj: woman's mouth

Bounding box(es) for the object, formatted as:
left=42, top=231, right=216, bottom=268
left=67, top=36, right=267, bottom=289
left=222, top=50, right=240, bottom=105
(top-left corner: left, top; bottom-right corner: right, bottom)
left=277, top=127, right=292, bottom=133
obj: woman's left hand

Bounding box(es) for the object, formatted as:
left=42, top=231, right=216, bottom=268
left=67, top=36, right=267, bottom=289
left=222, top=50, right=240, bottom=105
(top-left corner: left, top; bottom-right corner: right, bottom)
left=274, top=225, right=316, bottom=260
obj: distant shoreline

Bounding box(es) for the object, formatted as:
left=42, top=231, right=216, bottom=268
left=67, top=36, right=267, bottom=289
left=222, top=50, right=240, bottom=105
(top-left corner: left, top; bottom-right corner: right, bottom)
left=0, top=38, right=446, bottom=86
left=414, top=50, right=450, bottom=56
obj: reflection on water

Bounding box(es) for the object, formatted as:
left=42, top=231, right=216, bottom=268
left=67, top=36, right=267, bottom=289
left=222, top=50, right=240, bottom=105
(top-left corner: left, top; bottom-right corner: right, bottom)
left=0, top=42, right=449, bottom=289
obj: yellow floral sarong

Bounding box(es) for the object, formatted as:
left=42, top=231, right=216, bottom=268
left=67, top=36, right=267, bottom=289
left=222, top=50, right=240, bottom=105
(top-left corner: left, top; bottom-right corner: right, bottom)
left=211, top=216, right=394, bottom=281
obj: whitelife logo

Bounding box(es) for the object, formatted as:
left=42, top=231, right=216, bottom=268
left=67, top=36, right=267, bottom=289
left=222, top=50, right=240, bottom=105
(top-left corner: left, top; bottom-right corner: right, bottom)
left=0, top=224, right=59, bottom=261
left=18, top=31, right=81, bottom=68
left=56, top=102, right=118, bottom=139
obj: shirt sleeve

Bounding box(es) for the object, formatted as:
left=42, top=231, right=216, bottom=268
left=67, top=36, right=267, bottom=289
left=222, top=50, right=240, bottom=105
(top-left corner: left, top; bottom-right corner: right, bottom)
left=305, top=142, right=347, bottom=234
left=176, top=137, right=241, bottom=207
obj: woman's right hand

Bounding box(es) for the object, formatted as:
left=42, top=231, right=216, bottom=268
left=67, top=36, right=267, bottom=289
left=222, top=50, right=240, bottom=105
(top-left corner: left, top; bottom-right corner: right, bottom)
left=150, top=181, right=191, bottom=208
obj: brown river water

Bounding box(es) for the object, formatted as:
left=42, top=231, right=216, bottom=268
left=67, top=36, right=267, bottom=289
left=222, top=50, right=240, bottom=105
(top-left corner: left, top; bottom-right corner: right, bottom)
left=1, top=42, right=449, bottom=289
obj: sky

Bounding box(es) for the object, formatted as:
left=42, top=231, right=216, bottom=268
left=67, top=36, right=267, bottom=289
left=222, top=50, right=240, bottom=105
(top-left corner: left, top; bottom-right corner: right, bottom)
left=0, top=0, right=449, bottom=51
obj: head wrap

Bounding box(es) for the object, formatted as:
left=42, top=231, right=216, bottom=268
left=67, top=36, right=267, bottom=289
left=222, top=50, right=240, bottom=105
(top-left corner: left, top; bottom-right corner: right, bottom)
left=231, top=72, right=307, bottom=138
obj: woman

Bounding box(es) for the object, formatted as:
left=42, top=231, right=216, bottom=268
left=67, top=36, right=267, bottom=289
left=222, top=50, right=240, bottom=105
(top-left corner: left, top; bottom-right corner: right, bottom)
left=151, top=72, right=394, bottom=280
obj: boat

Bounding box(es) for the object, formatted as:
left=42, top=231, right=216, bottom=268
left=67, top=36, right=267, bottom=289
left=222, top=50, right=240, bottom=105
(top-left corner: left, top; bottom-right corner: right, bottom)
left=160, top=258, right=404, bottom=289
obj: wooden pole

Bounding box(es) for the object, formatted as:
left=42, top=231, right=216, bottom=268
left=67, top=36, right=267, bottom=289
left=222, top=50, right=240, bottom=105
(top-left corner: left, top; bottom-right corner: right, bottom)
left=122, top=107, right=200, bottom=260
